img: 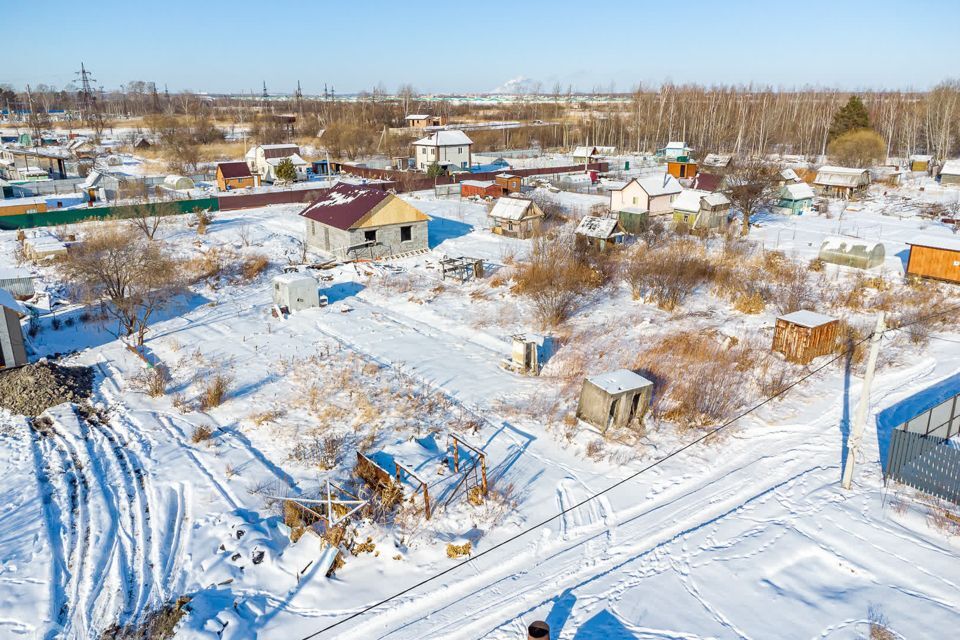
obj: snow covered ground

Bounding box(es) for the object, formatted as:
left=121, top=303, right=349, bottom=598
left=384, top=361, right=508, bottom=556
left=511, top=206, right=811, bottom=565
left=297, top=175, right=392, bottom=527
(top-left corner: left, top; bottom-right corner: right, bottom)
left=1, top=179, right=959, bottom=638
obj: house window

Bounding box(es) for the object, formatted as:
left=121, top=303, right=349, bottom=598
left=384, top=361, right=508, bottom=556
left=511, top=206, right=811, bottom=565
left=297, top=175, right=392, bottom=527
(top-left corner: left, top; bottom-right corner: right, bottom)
left=458, top=147, right=462, bottom=153
left=632, top=197, right=638, bottom=205
left=364, top=229, right=377, bottom=243
left=311, top=221, right=316, bottom=235
left=400, top=225, right=412, bottom=242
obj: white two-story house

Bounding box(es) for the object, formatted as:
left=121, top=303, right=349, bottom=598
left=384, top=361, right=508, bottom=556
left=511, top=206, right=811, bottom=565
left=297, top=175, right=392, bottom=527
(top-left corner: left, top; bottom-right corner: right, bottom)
left=412, top=130, right=473, bottom=172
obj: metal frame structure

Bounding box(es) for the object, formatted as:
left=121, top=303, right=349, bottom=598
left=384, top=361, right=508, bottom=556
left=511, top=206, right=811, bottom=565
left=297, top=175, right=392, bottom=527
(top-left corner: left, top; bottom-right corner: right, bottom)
left=445, top=432, right=488, bottom=506
left=439, top=256, right=484, bottom=282
left=395, top=460, right=431, bottom=520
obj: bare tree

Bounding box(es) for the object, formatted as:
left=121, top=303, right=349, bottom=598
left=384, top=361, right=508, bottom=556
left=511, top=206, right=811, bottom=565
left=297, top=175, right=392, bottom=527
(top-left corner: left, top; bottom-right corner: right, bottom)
left=62, top=223, right=184, bottom=345
left=129, top=202, right=174, bottom=240
left=723, top=159, right=781, bottom=236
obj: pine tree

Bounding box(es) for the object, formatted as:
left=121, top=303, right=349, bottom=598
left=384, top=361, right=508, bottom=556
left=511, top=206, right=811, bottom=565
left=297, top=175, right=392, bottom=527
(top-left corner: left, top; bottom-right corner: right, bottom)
left=828, top=95, right=870, bottom=142
left=274, top=157, right=297, bottom=182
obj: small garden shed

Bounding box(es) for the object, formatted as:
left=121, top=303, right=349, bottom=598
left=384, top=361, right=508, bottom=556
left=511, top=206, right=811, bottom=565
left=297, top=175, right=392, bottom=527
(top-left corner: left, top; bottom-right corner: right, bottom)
left=818, top=236, right=885, bottom=269
left=488, top=198, right=544, bottom=239
left=460, top=180, right=500, bottom=199
left=272, top=272, right=320, bottom=312
left=772, top=310, right=840, bottom=364
left=905, top=235, right=960, bottom=283
left=0, top=289, right=27, bottom=369
left=576, top=369, right=653, bottom=434
left=574, top=215, right=623, bottom=251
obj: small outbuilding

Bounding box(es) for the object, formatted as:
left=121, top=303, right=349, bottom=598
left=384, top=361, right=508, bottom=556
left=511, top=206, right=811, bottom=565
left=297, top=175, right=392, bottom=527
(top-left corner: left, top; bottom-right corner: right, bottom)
left=0, top=289, right=27, bottom=369
left=772, top=310, right=840, bottom=364
left=939, top=159, right=960, bottom=186
left=672, top=189, right=730, bottom=231
left=460, top=180, right=500, bottom=199
left=905, top=235, right=960, bottom=283
left=701, top=153, right=732, bottom=169
left=272, top=272, right=320, bottom=313
left=215, top=161, right=258, bottom=191
left=909, top=154, right=933, bottom=172
left=488, top=198, right=544, bottom=239
left=814, top=166, right=871, bottom=198
left=666, top=159, right=698, bottom=179
left=508, top=333, right=549, bottom=375
left=776, top=182, right=816, bottom=215
left=574, top=215, right=623, bottom=251
left=818, top=236, right=885, bottom=269
left=576, top=369, right=654, bottom=433
left=495, top=173, right=522, bottom=194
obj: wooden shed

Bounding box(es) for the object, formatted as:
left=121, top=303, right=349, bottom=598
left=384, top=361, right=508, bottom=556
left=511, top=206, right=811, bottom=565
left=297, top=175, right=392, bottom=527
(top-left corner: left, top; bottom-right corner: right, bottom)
left=666, top=160, right=698, bottom=179
left=495, top=173, right=522, bottom=194
left=576, top=369, right=653, bottom=434
left=906, top=235, right=960, bottom=283
left=772, top=310, right=840, bottom=364
left=460, top=180, right=500, bottom=199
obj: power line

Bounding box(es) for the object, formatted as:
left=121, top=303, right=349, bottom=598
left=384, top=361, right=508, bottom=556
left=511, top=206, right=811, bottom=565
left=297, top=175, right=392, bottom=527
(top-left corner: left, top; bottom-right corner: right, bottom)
left=298, top=301, right=960, bottom=639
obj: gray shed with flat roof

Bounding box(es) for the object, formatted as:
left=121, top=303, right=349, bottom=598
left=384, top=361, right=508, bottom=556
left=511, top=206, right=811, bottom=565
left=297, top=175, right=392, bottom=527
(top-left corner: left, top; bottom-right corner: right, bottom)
left=576, top=369, right=653, bottom=433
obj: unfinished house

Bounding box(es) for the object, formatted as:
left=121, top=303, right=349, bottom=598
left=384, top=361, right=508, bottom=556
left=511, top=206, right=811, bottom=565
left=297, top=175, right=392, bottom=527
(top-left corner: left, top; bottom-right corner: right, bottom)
left=814, top=166, right=871, bottom=198
left=300, top=183, right=429, bottom=260
left=772, top=310, right=840, bottom=364
left=488, top=198, right=544, bottom=239
left=574, top=215, right=623, bottom=251
left=272, top=272, right=320, bottom=312
left=0, top=289, right=26, bottom=369
left=818, top=237, right=885, bottom=269
left=576, top=369, right=654, bottom=434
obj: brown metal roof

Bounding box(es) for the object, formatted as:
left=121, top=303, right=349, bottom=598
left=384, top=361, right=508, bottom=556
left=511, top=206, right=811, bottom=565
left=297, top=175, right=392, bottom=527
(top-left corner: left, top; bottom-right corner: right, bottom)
left=217, top=161, right=253, bottom=179
left=263, top=145, right=300, bottom=159
left=299, top=183, right=392, bottom=230
left=691, top=172, right=723, bottom=192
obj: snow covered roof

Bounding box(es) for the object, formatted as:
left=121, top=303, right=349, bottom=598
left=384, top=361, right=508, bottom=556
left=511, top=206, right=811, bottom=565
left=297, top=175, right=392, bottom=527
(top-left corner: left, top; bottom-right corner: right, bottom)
left=272, top=272, right=317, bottom=286
left=814, top=166, right=871, bottom=187
left=778, top=310, right=837, bottom=328
left=461, top=180, right=495, bottom=188
left=909, top=154, right=933, bottom=162
left=782, top=182, right=815, bottom=200
left=702, top=153, right=732, bottom=167
left=665, top=141, right=688, bottom=150
left=405, top=114, right=430, bottom=120
left=635, top=174, right=682, bottom=197
left=413, top=130, right=473, bottom=147
left=0, top=288, right=25, bottom=315
left=780, top=168, right=800, bottom=182
left=299, top=183, right=393, bottom=229
left=489, top=197, right=540, bottom=221
left=673, top=189, right=706, bottom=213
left=265, top=153, right=308, bottom=166
left=587, top=369, right=653, bottom=395
left=572, top=146, right=599, bottom=157
left=0, top=266, right=33, bottom=281
left=701, top=192, right=730, bottom=208
left=941, top=159, right=960, bottom=176
left=907, top=234, right=960, bottom=252
left=575, top=215, right=619, bottom=239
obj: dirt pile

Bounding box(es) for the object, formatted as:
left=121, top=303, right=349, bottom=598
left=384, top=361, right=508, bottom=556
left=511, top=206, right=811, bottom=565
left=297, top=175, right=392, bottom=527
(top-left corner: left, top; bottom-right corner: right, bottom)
left=0, top=361, right=94, bottom=417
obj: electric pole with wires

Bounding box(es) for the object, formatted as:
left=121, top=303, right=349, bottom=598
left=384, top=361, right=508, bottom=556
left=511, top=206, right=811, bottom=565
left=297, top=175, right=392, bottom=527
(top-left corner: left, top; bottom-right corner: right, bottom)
left=842, top=311, right=885, bottom=491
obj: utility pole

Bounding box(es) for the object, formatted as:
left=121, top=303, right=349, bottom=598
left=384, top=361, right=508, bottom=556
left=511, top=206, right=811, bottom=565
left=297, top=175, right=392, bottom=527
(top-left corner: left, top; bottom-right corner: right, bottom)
left=842, top=311, right=885, bottom=491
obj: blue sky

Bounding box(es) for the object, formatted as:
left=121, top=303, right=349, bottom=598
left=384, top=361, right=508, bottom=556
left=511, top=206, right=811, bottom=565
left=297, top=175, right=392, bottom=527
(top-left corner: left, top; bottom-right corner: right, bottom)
left=3, top=0, right=957, bottom=94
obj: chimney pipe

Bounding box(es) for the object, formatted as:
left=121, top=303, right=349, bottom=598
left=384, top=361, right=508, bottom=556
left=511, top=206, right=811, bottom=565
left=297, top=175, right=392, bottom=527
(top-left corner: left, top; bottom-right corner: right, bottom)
left=527, top=620, right=550, bottom=640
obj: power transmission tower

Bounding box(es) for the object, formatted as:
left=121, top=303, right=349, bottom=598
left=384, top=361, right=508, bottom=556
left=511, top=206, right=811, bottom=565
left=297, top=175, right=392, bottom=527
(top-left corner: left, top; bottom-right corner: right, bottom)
left=262, top=81, right=268, bottom=99
left=842, top=311, right=885, bottom=491
left=295, top=80, right=303, bottom=115
left=75, top=62, right=96, bottom=114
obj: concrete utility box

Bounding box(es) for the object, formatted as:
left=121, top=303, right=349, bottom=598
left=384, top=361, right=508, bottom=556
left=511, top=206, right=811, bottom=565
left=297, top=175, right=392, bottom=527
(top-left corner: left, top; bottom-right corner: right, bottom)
left=576, top=369, right=653, bottom=433
left=510, top=333, right=547, bottom=375
left=272, top=272, right=320, bottom=312
left=772, top=310, right=840, bottom=364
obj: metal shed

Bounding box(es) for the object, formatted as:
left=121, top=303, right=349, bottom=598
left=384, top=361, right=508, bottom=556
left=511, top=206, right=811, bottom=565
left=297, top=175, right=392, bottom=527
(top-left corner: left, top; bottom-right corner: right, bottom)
left=272, top=272, right=320, bottom=312
left=0, top=290, right=27, bottom=369
left=772, top=310, right=840, bottom=364
left=817, top=236, right=885, bottom=269
left=0, top=267, right=36, bottom=298
left=576, top=369, right=653, bottom=433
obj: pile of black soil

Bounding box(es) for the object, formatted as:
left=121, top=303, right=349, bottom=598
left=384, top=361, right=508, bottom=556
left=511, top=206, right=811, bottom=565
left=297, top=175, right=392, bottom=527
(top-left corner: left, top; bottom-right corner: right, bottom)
left=0, top=361, right=94, bottom=417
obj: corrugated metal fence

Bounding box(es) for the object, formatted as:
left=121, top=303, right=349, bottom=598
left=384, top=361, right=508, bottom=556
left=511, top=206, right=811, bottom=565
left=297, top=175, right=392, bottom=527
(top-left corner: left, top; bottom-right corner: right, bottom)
left=884, top=391, right=960, bottom=505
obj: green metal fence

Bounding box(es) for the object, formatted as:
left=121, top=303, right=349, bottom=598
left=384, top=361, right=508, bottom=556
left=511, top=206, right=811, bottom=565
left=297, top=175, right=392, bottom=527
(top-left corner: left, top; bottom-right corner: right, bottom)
left=0, top=197, right=220, bottom=230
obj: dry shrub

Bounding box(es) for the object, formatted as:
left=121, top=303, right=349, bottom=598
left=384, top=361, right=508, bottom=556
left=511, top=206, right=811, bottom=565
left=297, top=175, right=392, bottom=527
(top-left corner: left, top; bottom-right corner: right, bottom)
left=585, top=438, right=605, bottom=460
left=512, top=235, right=603, bottom=326
left=467, top=486, right=485, bottom=506
left=199, top=372, right=232, bottom=410
left=867, top=604, right=895, bottom=640
left=351, top=537, right=376, bottom=555
left=186, top=248, right=230, bottom=283
left=636, top=332, right=753, bottom=428
left=446, top=541, right=472, bottom=559
left=625, top=239, right=712, bottom=311
left=248, top=408, right=284, bottom=426
left=734, top=291, right=765, bottom=314
left=240, top=253, right=269, bottom=280
left=808, top=257, right=824, bottom=272
left=137, top=364, right=170, bottom=397
left=101, top=596, right=191, bottom=640
left=194, top=209, right=215, bottom=235
left=191, top=425, right=213, bottom=443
